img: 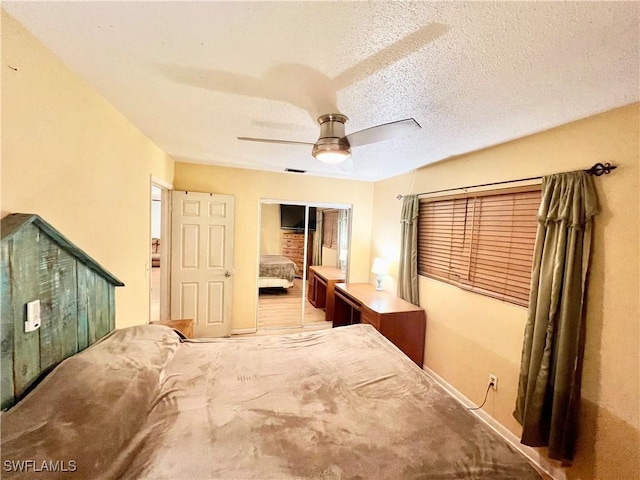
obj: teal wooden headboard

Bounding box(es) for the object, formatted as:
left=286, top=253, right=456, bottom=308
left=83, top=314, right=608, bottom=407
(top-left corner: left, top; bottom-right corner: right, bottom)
left=0, top=214, right=124, bottom=409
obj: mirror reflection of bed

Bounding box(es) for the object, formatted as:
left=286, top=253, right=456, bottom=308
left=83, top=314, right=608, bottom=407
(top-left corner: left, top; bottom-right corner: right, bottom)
left=257, top=201, right=349, bottom=330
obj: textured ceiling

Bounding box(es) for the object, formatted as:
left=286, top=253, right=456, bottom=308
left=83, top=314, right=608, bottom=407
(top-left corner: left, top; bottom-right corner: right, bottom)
left=4, top=1, right=639, bottom=181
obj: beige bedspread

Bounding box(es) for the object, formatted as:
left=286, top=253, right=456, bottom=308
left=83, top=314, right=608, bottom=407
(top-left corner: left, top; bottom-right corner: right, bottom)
left=1, top=324, right=541, bottom=479
left=260, top=254, right=298, bottom=282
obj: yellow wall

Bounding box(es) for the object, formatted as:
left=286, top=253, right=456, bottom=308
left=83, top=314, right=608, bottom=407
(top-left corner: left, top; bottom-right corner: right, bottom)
left=259, top=203, right=282, bottom=255
left=322, top=246, right=338, bottom=266
left=371, top=103, right=639, bottom=479
left=173, top=163, right=373, bottom=330
left=1, top=11, right=175, bottom=328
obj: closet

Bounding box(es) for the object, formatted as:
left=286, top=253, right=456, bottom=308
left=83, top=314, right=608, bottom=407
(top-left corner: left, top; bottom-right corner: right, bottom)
left=256, top=200, right=351, bottom=330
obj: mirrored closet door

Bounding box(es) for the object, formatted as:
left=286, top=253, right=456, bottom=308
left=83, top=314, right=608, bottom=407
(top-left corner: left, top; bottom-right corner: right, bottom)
left=257, top=201, right=351, bottom=331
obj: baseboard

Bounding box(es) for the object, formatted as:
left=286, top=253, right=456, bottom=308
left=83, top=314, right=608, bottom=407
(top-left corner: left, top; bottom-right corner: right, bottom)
left=230, top=327, right=257, bottom=335
left=422, top=366, right=566, bottom=480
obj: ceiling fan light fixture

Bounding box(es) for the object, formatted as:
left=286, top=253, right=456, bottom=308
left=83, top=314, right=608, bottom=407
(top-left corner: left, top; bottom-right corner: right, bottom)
left=312, top=142, right=352, bottom=164
left=239, top=112, right=421, bottom=167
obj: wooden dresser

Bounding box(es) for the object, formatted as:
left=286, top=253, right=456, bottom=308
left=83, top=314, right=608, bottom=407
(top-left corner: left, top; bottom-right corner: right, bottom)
left=332, top=283, right=426, bottom=366
left=307, top=266, right=345, bottom=322
left=282, top=231, right=313, bottom=277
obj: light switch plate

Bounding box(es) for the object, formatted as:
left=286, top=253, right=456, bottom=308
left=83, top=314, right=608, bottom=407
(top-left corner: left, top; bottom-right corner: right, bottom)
left=25, top=300, right=41, bottom=333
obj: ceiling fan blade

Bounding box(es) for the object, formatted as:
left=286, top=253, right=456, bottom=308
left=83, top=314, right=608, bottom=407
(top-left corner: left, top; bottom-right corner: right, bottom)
left=237, top=137, right=313, bottom=146
left=344, top=118, right=421, bottom=147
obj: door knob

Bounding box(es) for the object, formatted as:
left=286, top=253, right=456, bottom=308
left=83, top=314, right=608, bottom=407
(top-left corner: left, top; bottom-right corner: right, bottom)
left=225, top=271, right=232, bottom=278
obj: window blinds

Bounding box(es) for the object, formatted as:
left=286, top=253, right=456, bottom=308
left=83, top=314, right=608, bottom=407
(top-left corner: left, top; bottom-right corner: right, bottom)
left=322, top=209, right=339, bottom=249
left=417, top=185, right=541, bottom=307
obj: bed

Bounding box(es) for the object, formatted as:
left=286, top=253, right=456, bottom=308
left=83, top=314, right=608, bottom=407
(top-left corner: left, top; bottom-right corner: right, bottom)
left=0, top=214, right=541, bottom=479
left=258, top=254, right=298, bottom=289
left=1, top=324, right=541, bottom=479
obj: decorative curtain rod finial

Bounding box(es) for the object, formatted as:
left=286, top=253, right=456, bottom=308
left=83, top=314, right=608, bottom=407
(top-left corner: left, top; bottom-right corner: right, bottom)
left=396, top=194, right=403, bottom=200
left=585, top=162, right=617, bottom=176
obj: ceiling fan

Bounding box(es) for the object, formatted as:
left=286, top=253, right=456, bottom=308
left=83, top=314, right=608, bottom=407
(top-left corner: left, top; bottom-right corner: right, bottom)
left=238, top=114, right=421, bottom=164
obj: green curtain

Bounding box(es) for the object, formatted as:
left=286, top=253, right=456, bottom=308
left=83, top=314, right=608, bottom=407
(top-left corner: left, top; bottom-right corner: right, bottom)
left=398, top=195, right=419, bottom=305
left=514, top=171, right=599, bottom=462
left=312, top=209, right=323, bottom=266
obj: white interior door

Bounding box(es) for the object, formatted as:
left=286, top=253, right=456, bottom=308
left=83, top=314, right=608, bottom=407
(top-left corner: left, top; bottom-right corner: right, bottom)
left=171, top=191, right=234, bottom=337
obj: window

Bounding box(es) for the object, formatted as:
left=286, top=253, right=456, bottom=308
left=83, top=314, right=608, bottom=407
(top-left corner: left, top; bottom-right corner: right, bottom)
left=417, top=185, right=541, bottom=306
left=322, top=209, right=339, bottom=249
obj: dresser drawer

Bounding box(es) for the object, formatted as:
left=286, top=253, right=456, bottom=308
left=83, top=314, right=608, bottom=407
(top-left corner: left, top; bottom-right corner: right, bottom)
left=360, top=307, right=380, bottom=330
left=283, top=233, right=304, bottom=240
left=282, top=232, right=309, bottom=278
left=283, top=248, right=303, bottom=258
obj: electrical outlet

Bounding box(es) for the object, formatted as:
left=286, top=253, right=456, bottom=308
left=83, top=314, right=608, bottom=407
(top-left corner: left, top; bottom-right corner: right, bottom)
left=489, top=374, right=498, bottom=391
left=25, top=300, right=41, bottom=333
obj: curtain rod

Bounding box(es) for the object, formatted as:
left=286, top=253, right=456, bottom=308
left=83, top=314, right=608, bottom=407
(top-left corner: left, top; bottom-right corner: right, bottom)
left=396, top=162, right=617, bottom=200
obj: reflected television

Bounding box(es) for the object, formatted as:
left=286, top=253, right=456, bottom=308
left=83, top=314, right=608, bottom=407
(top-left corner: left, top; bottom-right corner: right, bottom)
left=280, top=205, right=316, bottom=231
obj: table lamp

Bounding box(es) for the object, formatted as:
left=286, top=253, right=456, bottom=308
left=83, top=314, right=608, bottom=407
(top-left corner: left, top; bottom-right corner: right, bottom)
left=371, top=257, right=390, bottom=291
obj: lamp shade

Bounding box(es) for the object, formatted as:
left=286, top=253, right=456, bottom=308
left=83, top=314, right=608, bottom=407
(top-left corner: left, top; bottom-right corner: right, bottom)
left=371, top=257, right=390, bottom=275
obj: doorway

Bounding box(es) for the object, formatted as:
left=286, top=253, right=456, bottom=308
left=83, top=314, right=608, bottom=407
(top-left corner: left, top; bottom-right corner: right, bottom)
left=149, top=177, right=172, bottom=323
left=256, top=200, right=351, bottom=331
left=150, top=186, right=162, bottom=322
